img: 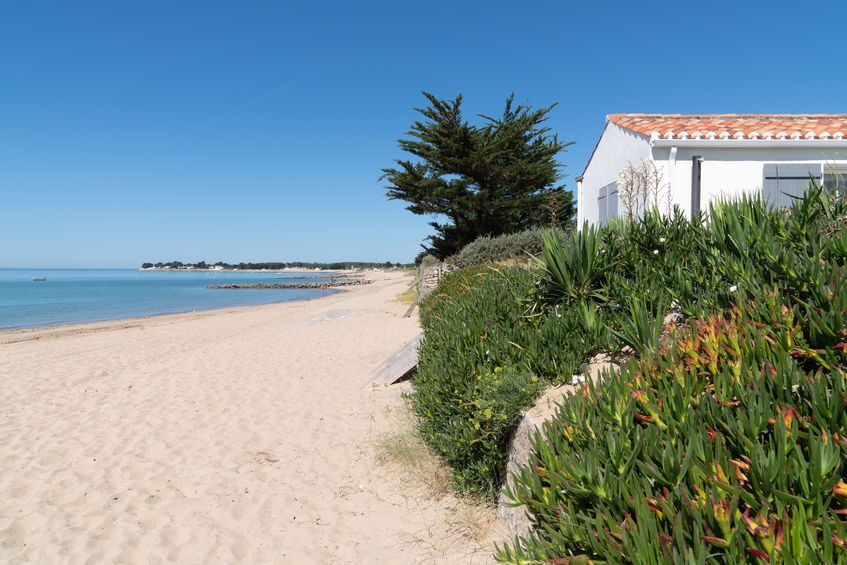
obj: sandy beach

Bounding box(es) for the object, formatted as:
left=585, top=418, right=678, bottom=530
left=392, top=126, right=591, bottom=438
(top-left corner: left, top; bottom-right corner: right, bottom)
left=0, top=271, right=506, bottom=563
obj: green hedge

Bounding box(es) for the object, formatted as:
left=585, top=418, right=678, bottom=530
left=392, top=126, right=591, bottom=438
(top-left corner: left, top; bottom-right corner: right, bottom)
left=415, top=266, right=596, bottom=495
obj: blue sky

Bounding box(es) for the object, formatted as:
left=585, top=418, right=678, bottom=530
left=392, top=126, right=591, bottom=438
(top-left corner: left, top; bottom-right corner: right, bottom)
left=2, top=0, right=845, bottom=267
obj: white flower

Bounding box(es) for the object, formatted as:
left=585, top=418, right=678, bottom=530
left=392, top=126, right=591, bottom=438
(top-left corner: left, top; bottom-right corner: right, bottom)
left=659, top=237, right=666, bottom=243
left=653, top=249, right=659, bottom=255
left=729, top=285, right=738, bottom=293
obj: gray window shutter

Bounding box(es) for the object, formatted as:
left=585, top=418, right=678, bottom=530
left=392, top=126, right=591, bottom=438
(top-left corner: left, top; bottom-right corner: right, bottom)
left=608, top=184, right=618, bottom=220
left=598, top=186, right=607, bottom=226
left=763, top=163, right=823, bottom=208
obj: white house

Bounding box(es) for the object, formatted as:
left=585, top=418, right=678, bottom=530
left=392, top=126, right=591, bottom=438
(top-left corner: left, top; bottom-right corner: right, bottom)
left=577, top=114, right=847, bottom=227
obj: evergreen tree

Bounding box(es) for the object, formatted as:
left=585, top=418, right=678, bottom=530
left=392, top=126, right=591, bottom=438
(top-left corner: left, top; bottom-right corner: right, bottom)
left=382, top=92, right=574, bottom=258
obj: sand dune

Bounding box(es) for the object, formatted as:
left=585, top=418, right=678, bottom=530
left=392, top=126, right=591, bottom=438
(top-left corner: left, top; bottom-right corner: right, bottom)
left=0, top=271, right=506, bottom=563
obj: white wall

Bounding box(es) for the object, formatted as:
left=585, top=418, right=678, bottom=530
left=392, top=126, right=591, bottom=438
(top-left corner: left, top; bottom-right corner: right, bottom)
left=651, top=147, right=689, bottom=217
left=656, top=146, right=847, bottom=215
left=578, top=122, right=651, bottom=226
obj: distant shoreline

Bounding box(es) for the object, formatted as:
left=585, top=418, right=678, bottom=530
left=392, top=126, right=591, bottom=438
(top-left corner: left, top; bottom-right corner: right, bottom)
left=141, top=261, right=413, bottom=272
left=139, top=266, right=343, bottom=273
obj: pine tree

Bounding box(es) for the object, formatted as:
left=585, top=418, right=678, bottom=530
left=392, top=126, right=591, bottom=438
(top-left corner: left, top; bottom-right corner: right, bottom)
left=382, top=92, right=574, bottom=258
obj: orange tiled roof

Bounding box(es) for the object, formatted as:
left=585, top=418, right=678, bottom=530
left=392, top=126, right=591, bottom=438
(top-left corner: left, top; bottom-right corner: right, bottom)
left=608, top=113, right=847, bottom=140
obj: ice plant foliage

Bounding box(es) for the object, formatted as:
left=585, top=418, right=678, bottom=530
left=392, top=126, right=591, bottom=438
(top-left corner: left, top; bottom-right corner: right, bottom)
left=499, top=184, right=847, bottom=563
left=500, top=292, right=847, bottom=563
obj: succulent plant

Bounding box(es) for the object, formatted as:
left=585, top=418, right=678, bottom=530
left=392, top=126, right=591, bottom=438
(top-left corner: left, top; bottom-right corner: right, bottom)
left=498, top=182, right=847, bottom=562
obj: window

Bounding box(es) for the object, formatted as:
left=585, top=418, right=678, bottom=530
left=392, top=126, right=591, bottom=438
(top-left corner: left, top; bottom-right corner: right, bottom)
left=824, top=165, right=847, bottom=195
left=597, top=182, right=618, bottom=226
left=762, top=163, right=823, bottom=208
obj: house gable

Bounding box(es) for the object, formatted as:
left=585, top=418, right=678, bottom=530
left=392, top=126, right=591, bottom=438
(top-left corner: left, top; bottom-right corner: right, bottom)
left=577, top=121, right=650, bottom=227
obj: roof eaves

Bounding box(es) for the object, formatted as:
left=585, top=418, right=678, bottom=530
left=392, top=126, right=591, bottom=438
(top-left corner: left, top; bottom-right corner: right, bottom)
left=649, top=137, right=847, bottom=149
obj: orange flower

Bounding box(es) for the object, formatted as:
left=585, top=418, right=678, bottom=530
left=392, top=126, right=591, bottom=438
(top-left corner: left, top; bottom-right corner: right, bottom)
left=730, top=459, right=749, bottom=483
left=832, top=481, right=847, bottom=497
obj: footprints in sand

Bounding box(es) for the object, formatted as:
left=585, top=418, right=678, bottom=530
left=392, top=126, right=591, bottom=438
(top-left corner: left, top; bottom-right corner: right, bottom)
left=252, top=450, right=280, bottom=464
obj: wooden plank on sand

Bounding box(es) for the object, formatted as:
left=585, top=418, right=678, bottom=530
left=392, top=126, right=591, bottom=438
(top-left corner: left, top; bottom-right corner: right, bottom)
left=368, top=333, right=423, bottom=387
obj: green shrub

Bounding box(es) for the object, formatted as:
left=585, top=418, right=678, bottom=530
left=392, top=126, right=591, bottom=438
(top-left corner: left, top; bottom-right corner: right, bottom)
left=419, top=253, right=441, bottom=269
left=499, top=184, right=847, bottom=563
left=415, top=266, right=540, bottom=494
left=414, top=265, right=596, bottom=496
left=590, top=186, right=846, bottom=352
left=450, top=227, right=567, bottom=269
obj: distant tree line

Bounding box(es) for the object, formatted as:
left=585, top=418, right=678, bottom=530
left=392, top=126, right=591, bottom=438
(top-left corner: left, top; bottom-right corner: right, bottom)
left=140, top=261, right=412, bottom=270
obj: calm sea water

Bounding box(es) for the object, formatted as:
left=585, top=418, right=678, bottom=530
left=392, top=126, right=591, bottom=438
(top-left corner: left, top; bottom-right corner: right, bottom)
left=0, top=269, right=340, bottom=330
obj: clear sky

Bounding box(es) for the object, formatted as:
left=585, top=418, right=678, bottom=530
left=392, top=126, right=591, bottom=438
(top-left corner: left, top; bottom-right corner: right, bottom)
left=2, top=0, right=846, bottom=267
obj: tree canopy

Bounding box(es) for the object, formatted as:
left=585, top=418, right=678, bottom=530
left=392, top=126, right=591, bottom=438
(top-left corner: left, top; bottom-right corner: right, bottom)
left=382, top=92, right=575, bottom=258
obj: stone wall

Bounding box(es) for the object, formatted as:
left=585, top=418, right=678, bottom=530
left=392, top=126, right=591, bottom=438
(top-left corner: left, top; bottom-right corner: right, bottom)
left=419, top=263, right=451, bottom=292
left=497, top=353, right=619, bottom=537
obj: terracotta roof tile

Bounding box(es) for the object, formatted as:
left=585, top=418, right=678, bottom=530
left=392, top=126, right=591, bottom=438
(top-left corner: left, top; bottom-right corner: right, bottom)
left=608, top=114, right=847, bottom=140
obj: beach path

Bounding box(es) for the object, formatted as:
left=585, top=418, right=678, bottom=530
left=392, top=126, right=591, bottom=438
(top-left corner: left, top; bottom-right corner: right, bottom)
left=0, top=271, right=505, bottom=563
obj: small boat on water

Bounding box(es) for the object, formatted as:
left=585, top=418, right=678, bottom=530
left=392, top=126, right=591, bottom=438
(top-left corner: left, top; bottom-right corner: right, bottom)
left=32, top=278, right=47, bottom=282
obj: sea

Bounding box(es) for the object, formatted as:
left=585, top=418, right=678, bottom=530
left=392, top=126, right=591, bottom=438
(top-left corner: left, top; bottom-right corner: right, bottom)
left=0, top=268, right=341, bottom=330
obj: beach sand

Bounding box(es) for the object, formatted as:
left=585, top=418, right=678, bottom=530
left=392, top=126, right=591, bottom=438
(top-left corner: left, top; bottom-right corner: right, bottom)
left=0, top=271, right=507, bottom=563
